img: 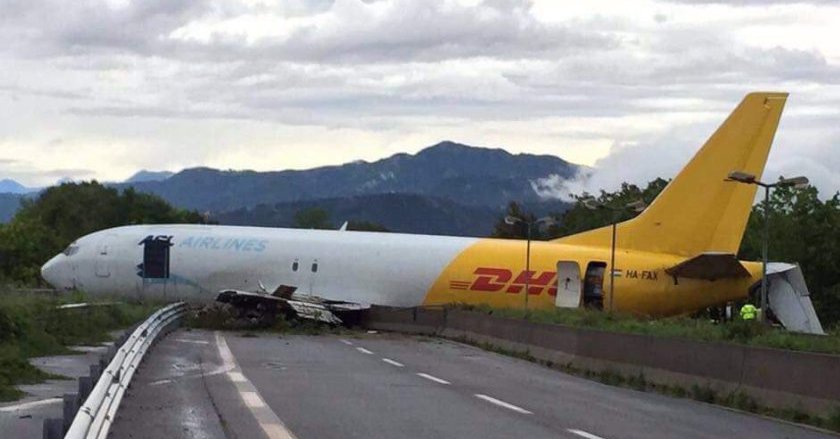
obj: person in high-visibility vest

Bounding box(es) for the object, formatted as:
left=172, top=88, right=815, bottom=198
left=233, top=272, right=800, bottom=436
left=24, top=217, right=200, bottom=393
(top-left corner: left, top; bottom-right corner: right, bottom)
left=740, top=304, right=758, bottom=321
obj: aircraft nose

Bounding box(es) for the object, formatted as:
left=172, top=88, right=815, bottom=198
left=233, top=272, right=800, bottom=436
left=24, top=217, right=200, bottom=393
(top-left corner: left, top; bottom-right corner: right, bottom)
left=41, top=255, right=65, bottom=289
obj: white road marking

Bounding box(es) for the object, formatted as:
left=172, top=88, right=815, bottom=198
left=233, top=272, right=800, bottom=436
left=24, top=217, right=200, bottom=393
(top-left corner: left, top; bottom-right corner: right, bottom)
left=0, top=398, right=62, bottom=412
left=567, top=429, right=607, bottom=439
left=382, top=358, right=404, bottom=367
left=217, top=332, right=237, bottom=367
left=149, top=379, right=173, bottom=386
left=228, top=371, right=247, bottom=383
left=174, top=338, right=210, bottom=345
left=339, top=339, right=354, bottom=346
left=242, top=391, right=266, bottom=408
left=417, top=373, right=450, bottom=385
left=356, top=347, right=373, bottom=355
left=474, top=394, right=532, bottom=414
left=215, top=332, right=298, bottom=439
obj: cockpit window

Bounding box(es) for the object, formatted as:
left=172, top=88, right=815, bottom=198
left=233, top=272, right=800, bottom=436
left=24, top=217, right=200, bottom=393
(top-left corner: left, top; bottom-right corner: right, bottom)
left=62, top=245, right=79, bottom=256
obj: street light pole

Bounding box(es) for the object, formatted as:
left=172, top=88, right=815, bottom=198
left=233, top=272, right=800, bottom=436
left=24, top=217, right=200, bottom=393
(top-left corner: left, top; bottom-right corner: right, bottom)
left=761, top=184, right=770, bottom=323
left=610, top=217, right=617, bottom=312
left=525, top=222, right=532, bottom=310
left=726, top=171, right=809, bottom=323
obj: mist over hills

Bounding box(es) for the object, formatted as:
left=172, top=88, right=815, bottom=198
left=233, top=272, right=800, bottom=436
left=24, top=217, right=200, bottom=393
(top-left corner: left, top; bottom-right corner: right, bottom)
left=2, top=141, right=578, bottom=234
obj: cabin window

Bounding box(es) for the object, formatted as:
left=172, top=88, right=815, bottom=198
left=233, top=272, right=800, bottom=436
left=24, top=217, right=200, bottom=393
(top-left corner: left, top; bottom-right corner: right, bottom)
left=292, top=261, right=299, bottom=272
left=311, top=262, right=318, bottom=273
left=583, top=261, right=606, bottom=310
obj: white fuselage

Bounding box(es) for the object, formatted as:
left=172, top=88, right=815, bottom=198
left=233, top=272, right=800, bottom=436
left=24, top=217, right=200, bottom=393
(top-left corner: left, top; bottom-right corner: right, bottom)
left=41, top=224, right=477, bottom=306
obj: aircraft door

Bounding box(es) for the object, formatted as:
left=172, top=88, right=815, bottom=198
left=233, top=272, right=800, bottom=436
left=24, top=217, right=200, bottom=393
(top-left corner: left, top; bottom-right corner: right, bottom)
left=138, top=235, right=173, bottom=300
left=95, top=236, right=114, bottom=278
left=308, top=258, right=319, bottom=296
left=555, top=261, right=582, bottom=308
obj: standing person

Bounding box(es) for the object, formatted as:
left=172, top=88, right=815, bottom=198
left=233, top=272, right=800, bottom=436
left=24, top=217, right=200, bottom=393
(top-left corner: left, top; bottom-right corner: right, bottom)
left=740, top=303, right=758, bottom=321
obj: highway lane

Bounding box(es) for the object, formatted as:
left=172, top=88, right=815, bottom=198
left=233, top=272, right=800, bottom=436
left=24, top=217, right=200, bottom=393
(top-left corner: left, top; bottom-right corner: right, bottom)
left=112, top=329, right=836, bottom=439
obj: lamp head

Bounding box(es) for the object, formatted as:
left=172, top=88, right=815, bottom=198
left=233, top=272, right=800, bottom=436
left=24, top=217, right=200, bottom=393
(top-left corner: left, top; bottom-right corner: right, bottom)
left=727, top=171, right=757, bottom=184
left=625, top=199, right=647, bottom=213
left=778, top=176, right=809, bottom=189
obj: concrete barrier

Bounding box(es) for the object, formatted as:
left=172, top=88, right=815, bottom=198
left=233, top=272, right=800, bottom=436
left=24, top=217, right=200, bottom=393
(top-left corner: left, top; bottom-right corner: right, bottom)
left=363, top=306, right=840, bottom=414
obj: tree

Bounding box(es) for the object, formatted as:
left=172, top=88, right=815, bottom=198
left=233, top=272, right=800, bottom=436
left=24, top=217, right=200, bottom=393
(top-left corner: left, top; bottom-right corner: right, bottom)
left=0, top=181, right=207, bottom=285
left=548, top=178, right=668, bottom=238
left=292, top=207, right=333, bottom=230
left=491, top=202, right=539, bottom=239
left=346, top=220, right=390, bottom=232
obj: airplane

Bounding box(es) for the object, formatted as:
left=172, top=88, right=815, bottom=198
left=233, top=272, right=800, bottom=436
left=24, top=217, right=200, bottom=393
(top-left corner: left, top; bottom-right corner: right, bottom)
left=39, top=92, right=824, bottom=334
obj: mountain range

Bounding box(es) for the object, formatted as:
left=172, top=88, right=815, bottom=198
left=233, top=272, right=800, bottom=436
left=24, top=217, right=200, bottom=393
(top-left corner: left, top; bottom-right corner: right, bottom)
left=1, top=141, right=578, bottom=235
left=0, top=179, right=36, bottom=194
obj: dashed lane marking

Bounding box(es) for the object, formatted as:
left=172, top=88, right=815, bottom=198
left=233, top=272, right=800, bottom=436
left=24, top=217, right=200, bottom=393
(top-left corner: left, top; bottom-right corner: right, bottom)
left=216, top=332, right=298, bottom=439
left=339, top=339, right=354, bottom=346
left=474, top=394, right=532, bottom=415
left=356, top=347, right=374, bottom=355
left=417, top=373, right=451, bottom=385
left=382, top=358, right=404, bottom=367
left=567, top=429, right=607, bottom=439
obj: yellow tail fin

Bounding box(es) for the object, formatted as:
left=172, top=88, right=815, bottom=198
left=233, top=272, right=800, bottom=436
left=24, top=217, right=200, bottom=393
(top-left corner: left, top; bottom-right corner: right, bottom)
left=556, top=92, right=788, bottom=257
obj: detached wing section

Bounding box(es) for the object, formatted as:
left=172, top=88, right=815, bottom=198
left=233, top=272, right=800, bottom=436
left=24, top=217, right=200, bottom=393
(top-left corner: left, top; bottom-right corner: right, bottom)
left=664, top=252, right=750, bottom=281
left=217, top=287, right=368, bottom=325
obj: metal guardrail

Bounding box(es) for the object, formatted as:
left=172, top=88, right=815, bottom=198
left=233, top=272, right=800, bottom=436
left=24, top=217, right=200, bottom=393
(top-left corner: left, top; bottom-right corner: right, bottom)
left=44, top=302, right=187, bottom=439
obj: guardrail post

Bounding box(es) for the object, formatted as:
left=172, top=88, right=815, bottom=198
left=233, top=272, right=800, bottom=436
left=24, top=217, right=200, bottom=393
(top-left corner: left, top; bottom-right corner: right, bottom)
left=43, top=418, right=63, bottom=439
left=62, top=393, right=79, bottom=432
left=90, top=363, right=102, bottom=382
left=78, top=376, right=93, bottom=401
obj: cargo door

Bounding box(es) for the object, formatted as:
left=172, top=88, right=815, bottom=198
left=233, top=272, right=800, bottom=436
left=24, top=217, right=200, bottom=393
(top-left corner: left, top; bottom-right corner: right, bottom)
left=138, top=235, right=173, bottom=300
left=555, top=261, right=581, bottom=308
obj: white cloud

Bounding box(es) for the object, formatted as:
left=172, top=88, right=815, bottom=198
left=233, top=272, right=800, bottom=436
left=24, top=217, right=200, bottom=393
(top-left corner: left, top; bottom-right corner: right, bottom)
left=0, top=0, right=837, bottom=198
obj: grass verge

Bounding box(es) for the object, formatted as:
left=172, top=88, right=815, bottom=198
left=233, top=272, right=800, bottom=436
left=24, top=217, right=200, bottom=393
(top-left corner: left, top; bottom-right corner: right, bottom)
left=0, top=289, right=158, bottom=402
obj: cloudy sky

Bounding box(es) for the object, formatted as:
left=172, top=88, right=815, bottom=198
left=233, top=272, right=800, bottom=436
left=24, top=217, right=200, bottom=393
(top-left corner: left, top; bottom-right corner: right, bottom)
left=1, top=0, right=838, bottom=197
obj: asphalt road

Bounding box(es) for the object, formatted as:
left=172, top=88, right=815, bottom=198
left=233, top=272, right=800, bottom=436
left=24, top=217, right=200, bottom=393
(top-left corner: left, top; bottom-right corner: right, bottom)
left=111, top=329, right=836, bottom=439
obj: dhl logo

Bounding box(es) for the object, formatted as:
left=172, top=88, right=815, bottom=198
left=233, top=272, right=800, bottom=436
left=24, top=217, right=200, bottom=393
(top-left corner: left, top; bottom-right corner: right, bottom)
left=450, top=267, right=558, bottom=296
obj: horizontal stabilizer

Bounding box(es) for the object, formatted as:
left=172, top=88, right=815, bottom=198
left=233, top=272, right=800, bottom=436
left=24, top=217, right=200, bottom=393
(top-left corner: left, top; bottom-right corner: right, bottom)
left=767, top=263, right=824, bottom=334
left=664, top=253, right=750, bottom=281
